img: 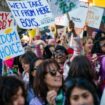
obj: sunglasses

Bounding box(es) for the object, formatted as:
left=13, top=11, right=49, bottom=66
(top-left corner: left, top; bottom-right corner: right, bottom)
left=47, top=69, right=63, bottom=76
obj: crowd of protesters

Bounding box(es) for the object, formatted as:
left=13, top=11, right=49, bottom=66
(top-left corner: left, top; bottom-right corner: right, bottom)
left=0, top=20, right=105, bottom=105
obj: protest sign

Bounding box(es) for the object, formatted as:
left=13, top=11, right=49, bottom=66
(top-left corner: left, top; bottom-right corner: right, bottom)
left=0, top=12, right=15, bottom=30
left=0, top=12, right=24, bottom=60
left=7, top=0, right=54, bottom=29
left=55, top=14, right=69, bottom=26
left=86, top=6, right=104, bottom=29
left=47, top=0, right=79, bottom=17
left=68, top=2, right=88, bottom=28
left=0, top=28, right=25, bottom=60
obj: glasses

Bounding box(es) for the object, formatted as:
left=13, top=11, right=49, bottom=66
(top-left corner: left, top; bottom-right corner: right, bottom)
left=47, top=69, right=63, bottom=76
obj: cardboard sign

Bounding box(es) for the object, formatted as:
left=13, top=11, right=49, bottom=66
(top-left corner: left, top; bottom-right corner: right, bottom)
left=47, top=0, right=79, bottom=17
left=86, top=6, right=104, bottom=29
left=0, top=12, right=24, bottom=60
left=55, top=14, right=69, bottom=26
left=68, top=2, right=88, bottom=28
left=7, top=0, right=54, bottom=29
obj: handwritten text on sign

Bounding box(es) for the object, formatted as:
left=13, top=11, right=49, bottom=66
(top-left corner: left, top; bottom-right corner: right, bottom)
left=0, top=12, right=14, bottom=30
left=0, top=29, right=24, bottom=60
left=86, top=6, right=104, bottom=29
left=7, top=0, right=54, bottom=29
left=68, top=2, right=88, bottom=28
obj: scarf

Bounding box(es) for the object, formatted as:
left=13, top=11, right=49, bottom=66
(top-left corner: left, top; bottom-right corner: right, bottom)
left=55, top=90, right=64, bottom=105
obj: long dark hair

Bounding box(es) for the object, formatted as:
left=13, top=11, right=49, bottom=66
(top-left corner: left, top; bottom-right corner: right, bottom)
left=92, top=31, right=105, bottom=54
left=20, top=51, right=37, bottom=87
left=33, top=59, right=61, bottom=102
left=19, top=51, right=37, bottom=65
left=0, top=76, right=26, bottom=105
left=67, top=55, right=96, bottom=82
left=64, top=78, right=99, bottom=105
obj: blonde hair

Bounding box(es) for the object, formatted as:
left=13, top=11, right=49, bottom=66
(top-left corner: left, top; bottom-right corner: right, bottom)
left=82, top=36, right=92, bottom=46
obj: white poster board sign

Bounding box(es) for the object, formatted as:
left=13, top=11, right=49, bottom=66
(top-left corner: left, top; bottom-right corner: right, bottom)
left=7, top=0, right=54, bottom=29
left=86, top=6, right=104, bottom=29
left=0, top=12, right=24, bottom=60
left=68, top=2, right=88, bottom=28
left=47, top=0, right=79, bottom=17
